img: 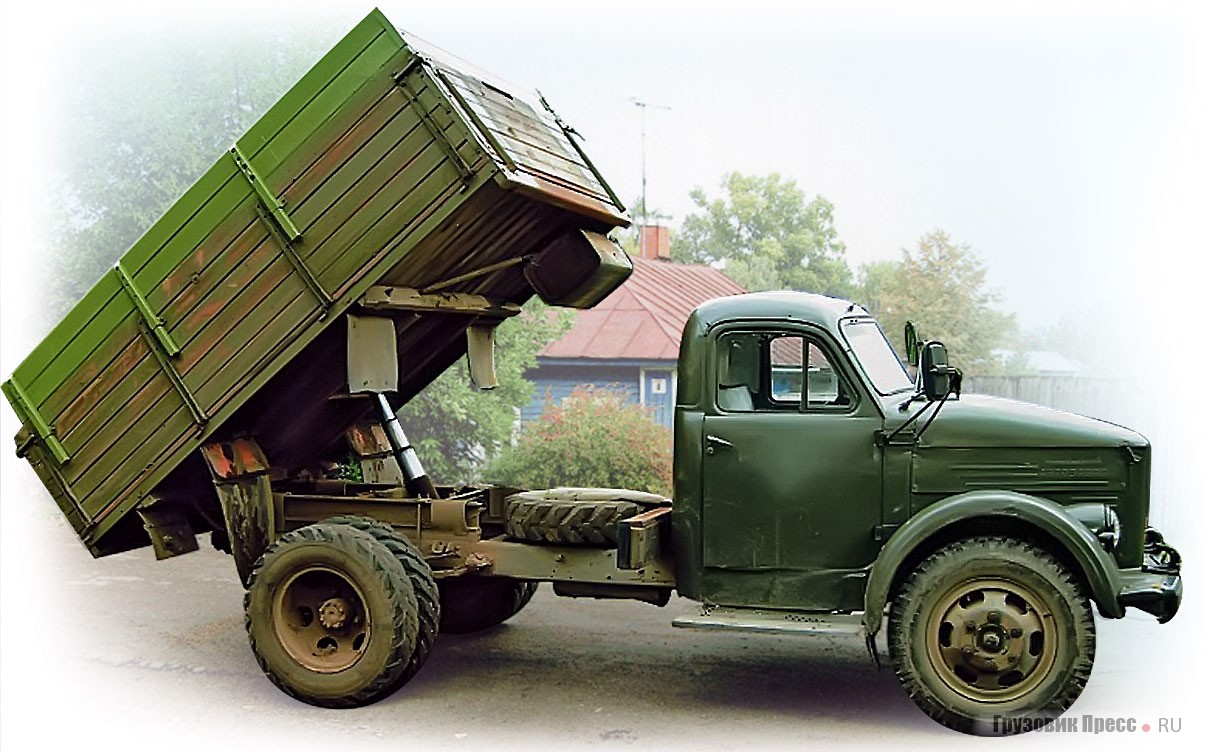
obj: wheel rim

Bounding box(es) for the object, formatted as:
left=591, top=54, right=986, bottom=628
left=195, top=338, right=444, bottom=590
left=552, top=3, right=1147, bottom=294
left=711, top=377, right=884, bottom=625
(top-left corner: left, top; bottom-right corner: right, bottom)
left=925, top=576, right=1058, bottom=704
left=273, top=565, right=371, bottom=673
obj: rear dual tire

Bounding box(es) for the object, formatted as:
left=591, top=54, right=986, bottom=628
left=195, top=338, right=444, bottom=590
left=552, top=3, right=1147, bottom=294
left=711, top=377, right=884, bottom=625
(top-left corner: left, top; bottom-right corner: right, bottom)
left=244, top=520, right=437, bottom=707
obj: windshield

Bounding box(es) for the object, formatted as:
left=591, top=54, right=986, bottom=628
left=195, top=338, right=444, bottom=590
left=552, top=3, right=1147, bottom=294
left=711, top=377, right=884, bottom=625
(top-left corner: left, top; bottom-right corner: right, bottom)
left=841, top=318, right=914, bottom=394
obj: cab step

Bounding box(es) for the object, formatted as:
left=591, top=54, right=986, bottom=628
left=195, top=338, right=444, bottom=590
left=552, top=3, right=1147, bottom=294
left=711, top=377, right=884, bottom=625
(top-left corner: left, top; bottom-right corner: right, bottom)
left=672, top=606, right=864, bottom=636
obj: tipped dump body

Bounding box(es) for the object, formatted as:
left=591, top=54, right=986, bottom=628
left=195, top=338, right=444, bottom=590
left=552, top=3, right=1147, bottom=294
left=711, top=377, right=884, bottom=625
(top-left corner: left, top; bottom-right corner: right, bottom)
left=3, top=9, right=630, bottom=556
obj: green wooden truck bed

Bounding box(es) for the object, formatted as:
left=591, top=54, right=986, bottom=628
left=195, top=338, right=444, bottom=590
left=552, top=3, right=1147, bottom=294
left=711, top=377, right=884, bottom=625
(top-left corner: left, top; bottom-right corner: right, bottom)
left=3, top=8, right=630, bottom=557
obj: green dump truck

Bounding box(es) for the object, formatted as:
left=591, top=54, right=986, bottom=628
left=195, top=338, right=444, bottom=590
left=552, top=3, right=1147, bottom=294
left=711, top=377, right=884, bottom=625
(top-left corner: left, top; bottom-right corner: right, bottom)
left=2, top=9, right=1182, bottom=737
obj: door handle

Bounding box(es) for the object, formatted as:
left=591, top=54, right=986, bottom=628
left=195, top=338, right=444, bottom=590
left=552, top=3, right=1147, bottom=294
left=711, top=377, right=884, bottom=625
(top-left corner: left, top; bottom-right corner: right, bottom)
left=705, top=435, right=734, bottom=455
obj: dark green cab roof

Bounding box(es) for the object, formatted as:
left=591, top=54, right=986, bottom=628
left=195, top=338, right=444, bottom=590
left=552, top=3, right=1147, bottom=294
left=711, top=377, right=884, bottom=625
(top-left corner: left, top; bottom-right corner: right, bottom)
left=686, top=291, right=866, bottom=337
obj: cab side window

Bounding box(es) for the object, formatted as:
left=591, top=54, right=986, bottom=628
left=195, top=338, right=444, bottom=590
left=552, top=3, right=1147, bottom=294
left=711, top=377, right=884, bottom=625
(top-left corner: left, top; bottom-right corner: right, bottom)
left=716, top=331, right=854, bottom=412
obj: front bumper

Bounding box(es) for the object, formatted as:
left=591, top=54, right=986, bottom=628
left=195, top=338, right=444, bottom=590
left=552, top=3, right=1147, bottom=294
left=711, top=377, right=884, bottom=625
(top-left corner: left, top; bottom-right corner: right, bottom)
left=1117, top=529, right=1182, bottom=623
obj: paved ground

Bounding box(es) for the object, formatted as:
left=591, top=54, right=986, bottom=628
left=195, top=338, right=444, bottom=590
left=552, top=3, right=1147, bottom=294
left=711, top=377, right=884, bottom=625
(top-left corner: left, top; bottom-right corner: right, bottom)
left=1, top=465, right=1201, bottom=752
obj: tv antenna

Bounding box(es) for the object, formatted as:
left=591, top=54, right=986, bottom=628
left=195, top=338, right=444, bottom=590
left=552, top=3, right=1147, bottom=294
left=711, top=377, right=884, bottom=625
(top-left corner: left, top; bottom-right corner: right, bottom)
left=631, top=98, right=670, bottom=256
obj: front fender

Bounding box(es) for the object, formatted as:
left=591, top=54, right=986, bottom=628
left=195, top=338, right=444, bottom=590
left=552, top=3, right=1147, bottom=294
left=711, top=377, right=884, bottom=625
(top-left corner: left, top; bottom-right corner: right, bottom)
left=863, top=490, right=1123, bottom=636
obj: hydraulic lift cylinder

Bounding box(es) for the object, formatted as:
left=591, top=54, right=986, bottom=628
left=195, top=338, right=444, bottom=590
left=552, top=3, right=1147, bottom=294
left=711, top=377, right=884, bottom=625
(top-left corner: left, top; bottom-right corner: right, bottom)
left=376, top=393, right=438, bottom=499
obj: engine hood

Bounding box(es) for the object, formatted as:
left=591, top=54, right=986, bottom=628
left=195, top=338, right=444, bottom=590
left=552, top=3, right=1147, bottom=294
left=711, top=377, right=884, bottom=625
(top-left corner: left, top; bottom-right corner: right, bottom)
left=910, top=394, right=1147, bottom=449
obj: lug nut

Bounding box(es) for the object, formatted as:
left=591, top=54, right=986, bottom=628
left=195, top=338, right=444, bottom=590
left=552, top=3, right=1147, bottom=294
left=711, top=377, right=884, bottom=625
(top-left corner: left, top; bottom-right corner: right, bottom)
left=1010, top=628, right=1023, bottom=638
left=966, top=620, right=977, bottom=632
left=987, top=611, right=1001, bottom=624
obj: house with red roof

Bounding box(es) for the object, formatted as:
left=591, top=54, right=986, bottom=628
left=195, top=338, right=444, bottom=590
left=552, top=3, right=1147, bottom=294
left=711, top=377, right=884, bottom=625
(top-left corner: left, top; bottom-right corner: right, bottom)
left=522, top=233, right=745, bottom=428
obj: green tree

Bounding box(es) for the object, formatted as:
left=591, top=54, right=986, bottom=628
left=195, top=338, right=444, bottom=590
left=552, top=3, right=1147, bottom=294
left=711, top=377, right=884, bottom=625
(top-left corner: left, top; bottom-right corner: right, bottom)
left=484, top=387, right=673, bottom=496
left=857, top=230, right=1015, bottom=376
left=674, top=172, right=852, bottom=296
left=49, top=28, right=332, bottom=313
left=398, top=302, right=572, bottom=484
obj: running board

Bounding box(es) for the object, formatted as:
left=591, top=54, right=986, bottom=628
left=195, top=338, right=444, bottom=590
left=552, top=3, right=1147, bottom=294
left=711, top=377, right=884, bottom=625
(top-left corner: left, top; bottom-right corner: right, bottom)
left=672, top=606, right=865, bottom=636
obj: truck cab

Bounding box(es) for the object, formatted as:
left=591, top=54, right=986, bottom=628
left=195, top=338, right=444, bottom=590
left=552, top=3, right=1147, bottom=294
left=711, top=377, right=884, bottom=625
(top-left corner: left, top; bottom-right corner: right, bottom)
left=666, top=291, right=1180, bottom=732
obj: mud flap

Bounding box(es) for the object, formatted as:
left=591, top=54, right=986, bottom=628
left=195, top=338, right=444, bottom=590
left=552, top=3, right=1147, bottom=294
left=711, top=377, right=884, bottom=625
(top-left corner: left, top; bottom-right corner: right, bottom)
left=201, top=438, right=276, bottom=586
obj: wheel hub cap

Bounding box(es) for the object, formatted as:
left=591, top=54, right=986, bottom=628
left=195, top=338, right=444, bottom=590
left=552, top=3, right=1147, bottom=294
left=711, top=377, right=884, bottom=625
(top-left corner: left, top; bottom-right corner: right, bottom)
left=926, top=578, right=1058, bottom=703
left=273, top=567, right=370, bottom=673
left=319, top=598, right=350, bottom=630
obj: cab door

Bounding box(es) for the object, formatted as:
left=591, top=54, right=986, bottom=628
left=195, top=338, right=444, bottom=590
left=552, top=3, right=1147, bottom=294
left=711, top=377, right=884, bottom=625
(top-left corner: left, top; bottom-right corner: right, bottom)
left=700, top=326, right=884, bottom=610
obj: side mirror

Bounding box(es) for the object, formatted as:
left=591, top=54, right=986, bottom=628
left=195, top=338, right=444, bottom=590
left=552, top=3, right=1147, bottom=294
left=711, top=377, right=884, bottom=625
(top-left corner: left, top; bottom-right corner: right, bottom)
left=920, top=341, right=954, bottom=401
left=904, top=321, right=920, bottom=367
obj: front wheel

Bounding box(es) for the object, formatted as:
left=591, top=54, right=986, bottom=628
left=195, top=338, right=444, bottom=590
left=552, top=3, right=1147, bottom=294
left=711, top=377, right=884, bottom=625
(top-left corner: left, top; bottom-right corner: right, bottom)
left=888, top=536, right=1095, bottom=735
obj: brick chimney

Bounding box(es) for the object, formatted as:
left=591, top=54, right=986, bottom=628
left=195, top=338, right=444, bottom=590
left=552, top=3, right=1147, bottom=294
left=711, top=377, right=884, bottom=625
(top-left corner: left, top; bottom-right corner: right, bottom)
left=639, top=225, right=670, bottom=261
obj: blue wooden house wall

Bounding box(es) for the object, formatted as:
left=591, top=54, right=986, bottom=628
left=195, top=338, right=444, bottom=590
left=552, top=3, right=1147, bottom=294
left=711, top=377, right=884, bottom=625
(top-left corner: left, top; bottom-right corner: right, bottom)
left=522, top=360, right=676, bottom=428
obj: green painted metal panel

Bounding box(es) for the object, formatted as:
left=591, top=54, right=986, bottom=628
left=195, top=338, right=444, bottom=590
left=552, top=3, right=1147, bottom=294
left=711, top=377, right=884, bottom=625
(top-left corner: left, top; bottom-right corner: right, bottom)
left=4, top=9, right=628, bottom=556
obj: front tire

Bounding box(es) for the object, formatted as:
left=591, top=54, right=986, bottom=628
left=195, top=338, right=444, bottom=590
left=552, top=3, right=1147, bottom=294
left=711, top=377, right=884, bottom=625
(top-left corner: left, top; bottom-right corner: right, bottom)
left=244, top=522, right=419, bottom=707
left=888, top=536, right=1095, bottom=735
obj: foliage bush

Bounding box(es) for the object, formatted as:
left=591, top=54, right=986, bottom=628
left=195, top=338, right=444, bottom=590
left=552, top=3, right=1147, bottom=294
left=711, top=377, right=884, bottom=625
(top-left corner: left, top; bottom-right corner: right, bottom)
left=485, top=387, right=673, bottom=496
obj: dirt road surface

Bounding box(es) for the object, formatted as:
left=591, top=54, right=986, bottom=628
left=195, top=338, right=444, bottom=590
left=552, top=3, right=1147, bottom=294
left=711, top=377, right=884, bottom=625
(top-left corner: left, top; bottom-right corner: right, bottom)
left=1, top=455, right=1201, bottom=752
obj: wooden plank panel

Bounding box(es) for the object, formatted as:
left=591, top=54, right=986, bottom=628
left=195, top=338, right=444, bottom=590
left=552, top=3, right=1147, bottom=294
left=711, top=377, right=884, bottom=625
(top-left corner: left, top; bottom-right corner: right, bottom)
left=442, top=70, right=562, bottom=131
left=65, top=250, right=293, bottom=492
left=65, top=370, right=173, bottom=491
left=237, top=15, right=384, bottom=161
left=73, top=269, right=312, bottom=503
left=144, top=198, right=259, bottom=313
left=174, top=256, right=300, bottom=375
left=286, top=95, right=429, bottom=230
left=110, top=157, right=237, bottom=281
left=445, top=76, right=567, bottom=152
left=77, top=396, right=186, bottom=516
left=59, top=349, right=157, bottom=457
left=85, top=285, right=315, bottom=511
left=242, top=33, right=402, bottom=178
left=492, top=131, right=607, bottom=198
left=286, top=79, right=462, bottom=235
left=310, top=144, right=454, bottom=286
left=150, top=210, right=263, bottom=324
left=42, top=316, right=143, bottom=439
left=277, top=87, right=406, bottom=208
left=471, top=107, right=587, bottom=174
left=131, top=167, right=251, bottom=294
left=296, top=134, right=445, bottom=270
left=262, top=49, right=410, bottom=192
left=195, top=288, right=314, bottom=411
left=167, top=232, right=279, bottom=352
left=328, top=170, right=466, bottom=300
left=469, top=104, right=570, bottom=160
left=87, top=414, right=195, bottom=527
left=21, top=278, right=128, bottom=407
left=37, top=312, right=141, bottom=423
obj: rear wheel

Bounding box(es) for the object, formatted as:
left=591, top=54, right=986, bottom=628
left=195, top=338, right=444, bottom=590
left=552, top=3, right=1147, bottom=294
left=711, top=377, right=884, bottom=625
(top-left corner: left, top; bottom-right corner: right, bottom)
left=244, top=522, right=419, bottom=707
left=888, top=536, right=1095, bottom=735
left=439, top=576, right=538, bottom=634
left=321, top=516, right=440, bottom=688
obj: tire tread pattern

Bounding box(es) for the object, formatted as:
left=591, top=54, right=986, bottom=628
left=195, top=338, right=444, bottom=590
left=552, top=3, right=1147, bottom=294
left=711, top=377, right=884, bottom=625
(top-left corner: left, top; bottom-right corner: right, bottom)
left=887, top=535, right=1096, bottom=735
left=505, top=498, right=641, bottom=546
left=321, top=516, right=440, bottom=689
left=244, top=523, right=418, bottom=708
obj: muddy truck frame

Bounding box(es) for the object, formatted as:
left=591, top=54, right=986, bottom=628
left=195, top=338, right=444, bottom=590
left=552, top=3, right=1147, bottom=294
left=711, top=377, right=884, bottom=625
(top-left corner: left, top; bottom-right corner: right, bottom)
left=3, top=9, right=1182, bottom=737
